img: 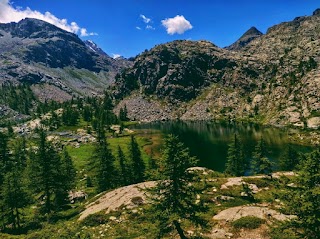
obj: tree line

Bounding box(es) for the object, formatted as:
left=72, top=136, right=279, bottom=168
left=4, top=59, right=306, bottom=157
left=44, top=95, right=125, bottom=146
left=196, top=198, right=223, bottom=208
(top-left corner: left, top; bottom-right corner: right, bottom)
left=225, top=134, right=301, bottom=177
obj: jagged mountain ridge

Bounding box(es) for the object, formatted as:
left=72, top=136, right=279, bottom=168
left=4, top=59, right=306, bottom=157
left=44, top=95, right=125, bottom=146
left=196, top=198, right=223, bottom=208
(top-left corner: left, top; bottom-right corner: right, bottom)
left=0, top=18, right=131, bottom=101
left=114, top=9, right=320, bottom=128
left=84, top=40, right=110, bottom=57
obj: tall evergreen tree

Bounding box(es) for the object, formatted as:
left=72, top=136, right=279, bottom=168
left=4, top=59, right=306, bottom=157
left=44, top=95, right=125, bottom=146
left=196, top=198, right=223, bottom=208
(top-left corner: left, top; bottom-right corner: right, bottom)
left=119, top=104, right=128, bottom=121
left=282, top=149, right=320, bottom=238
left=128, top=135, right=145, bottom=184
left=28, top=129, right=69, bottom=213
left=2, top=163, right=29, bottom=230
left=0, top=132, right=9, bottom=180
left=61, top=149, right=76, bottom=188
left=0, top=132, right=9, bottom=230
left=117, top=146, right=129, bottom=186
left=225, top=134, right=246, bottom=176
left=278, top=143, right=300, bottom=171
left=54, top=149, right=76, bottom=206
left=94, top=127, right=116, bottom=192
left=103, top=91, right=113, bottom=111
left=251, top=137, right=273, bottom=176
left=149, top=135, right=207, bottom=239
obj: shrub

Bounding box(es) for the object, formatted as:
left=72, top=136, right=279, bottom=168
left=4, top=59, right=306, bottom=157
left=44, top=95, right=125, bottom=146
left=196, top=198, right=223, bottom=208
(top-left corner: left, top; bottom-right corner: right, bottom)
left=80, top=212, right=108, bottom=227
left=231, top=216, right=265, bottom=229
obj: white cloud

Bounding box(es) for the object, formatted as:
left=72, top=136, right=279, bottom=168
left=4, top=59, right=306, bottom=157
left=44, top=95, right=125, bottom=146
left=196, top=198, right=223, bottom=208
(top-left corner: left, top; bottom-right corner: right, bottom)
left=80, top=28, right=98, bottom=37
left=0, top=0, right=97, bottom=37
left=140, top=14, right=151, bottom=24
left=161, top=15, right=193, bottom=35
left=146, top=25, right=155, bottom=30
left=136, top=26, right=142, bottom=30
left=112, top=54, right=121, bottom=59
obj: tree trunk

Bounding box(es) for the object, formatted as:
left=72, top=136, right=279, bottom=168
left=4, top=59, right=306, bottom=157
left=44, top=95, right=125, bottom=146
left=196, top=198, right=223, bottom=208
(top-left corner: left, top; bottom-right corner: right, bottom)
left=173, top=220, right=188, bottom=239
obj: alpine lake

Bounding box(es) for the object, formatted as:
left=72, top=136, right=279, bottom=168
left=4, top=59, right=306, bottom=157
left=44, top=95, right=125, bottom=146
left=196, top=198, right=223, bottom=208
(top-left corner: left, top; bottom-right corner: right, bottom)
left=131, top=121, right=314, bottom=173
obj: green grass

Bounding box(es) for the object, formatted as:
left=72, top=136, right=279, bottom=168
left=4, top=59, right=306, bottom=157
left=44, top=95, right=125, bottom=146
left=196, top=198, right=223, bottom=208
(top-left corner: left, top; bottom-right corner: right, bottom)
left=66, top=143, right=95, bottom=170
left=56, top=119, right=89, bottom=132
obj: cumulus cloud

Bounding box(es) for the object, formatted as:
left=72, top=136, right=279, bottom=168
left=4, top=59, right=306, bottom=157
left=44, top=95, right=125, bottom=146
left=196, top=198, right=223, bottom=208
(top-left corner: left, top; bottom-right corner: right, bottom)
left=161, top=15, right=193, bottom=35
left=112, top=54, right=121, bottom=59
left=0, top=0, right=97, bottom=37
left=140, top=14, right=151, bottom=24
left=136, top=26, right=142, bottom=30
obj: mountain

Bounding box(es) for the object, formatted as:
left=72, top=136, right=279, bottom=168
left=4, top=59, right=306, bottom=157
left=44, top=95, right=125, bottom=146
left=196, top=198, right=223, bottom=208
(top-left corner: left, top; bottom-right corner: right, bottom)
left=226, top=26, right=263, bottom=51
left=84, top=40, right=110, bottom=57
left=114, top=9, right=320, bottom=128
left=0, top=18, right=131, bottom=101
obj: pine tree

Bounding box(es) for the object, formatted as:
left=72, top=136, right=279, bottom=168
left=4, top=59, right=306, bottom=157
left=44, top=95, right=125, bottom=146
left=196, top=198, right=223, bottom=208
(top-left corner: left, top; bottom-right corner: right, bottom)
left=28, top=129, right=69, bottom=213
left=94, top=128, right=116, bottom=192
left=54, top=149, right=76, bottom=206
left=0, top=132, right=10, bottom=229
left=278, top=144, right=300, bottom=171
left=61, top=149, right=76, bottom=188
left=2, top=163, right=29, bottom=230
left=103, top=91, right=113, bottom=111
left=117, top=146, right=129, bottom=186
left=282, top=149, right=320, bottom=238
left=225, top=134, right=246, bottom=176
left=0, top=132, right=9, bottom=180
left=251, top=137, right=273, bottom=176
left=128, top=135, right=145, bottom=184
left=119, top=104, right=128, bottom=121
left=149, top=135, right=207, bottom=239
left=146, top=149, right=159, bottom=180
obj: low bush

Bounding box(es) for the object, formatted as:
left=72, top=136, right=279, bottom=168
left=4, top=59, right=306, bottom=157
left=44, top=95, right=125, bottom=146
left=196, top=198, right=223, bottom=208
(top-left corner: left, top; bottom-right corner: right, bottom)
left=231, top=216, right=265, bottom=229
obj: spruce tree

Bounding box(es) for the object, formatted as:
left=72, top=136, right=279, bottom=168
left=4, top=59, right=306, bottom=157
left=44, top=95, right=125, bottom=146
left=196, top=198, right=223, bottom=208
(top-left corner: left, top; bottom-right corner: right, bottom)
left=0, top=132, right=9, bottom=180
left=128, top=135, right=145, bottom=184
left=251, top=137, right=273, bottom=176
left=61, top=149, right=76, bottom=188
left=55, top=149, right=76, bottom=206
left=146, top=149, right=159, bottom=180
left=2, top=163, right=29, bottom=230
left=278, top=144, right=300, bottom=171
left=94, top=127, right=116, bottom=192
left=28, top=129, right=69, bottom=213
left=117, top=146, right=129, bottom=186
left=0, top=132, right=9, bottom=230
left=149, top=135, right=207, bottom=239
left=225, top=134, right=246, bottom=176
left=282, top=149, right=320, bottom=238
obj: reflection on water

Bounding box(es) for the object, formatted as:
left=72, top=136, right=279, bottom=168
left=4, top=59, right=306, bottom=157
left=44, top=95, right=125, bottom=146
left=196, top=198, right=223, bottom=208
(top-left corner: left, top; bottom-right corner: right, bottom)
left=132, top=121, right=312, bottom=172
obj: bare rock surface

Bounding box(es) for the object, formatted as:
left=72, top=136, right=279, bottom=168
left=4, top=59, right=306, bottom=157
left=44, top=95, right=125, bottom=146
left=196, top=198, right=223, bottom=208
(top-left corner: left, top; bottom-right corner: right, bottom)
left=79, top=181, right=156, bottom=220
left=213, top=206, right=295, bottom=222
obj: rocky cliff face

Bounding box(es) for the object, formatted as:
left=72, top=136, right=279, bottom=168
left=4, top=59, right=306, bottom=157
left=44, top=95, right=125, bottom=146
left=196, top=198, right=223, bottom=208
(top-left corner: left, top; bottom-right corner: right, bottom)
left=0, top=18, right=131, bottom=101
left=114, top=10, right=320, bottom=128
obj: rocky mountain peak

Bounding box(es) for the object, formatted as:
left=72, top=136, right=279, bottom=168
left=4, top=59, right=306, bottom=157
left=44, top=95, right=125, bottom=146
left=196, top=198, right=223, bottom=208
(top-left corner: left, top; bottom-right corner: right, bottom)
left=0, top=18, right=80, bottom=42
left=225, top=26, right=263, bottom=51
left=313, top=8, right=320, bottom=16
left=84, top=40, right=110, bottom=57
left=244, top=26, right=263, bottom=36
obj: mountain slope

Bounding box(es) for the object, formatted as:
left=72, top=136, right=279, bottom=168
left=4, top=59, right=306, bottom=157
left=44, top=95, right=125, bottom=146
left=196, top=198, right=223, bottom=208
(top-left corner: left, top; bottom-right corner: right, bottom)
left=0, top=18, right=131, bottom=101
left=114, top=9, right=320, bottom=128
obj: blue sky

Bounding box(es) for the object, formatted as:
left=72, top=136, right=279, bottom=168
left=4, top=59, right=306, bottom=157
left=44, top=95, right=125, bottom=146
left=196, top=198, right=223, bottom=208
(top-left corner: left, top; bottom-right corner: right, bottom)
left=1, top=0, right=319, bottom=58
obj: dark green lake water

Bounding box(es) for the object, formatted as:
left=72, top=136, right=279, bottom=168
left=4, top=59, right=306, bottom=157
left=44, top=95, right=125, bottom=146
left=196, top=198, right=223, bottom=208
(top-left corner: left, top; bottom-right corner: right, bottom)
left=132, top=121, right=312, bottom=172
